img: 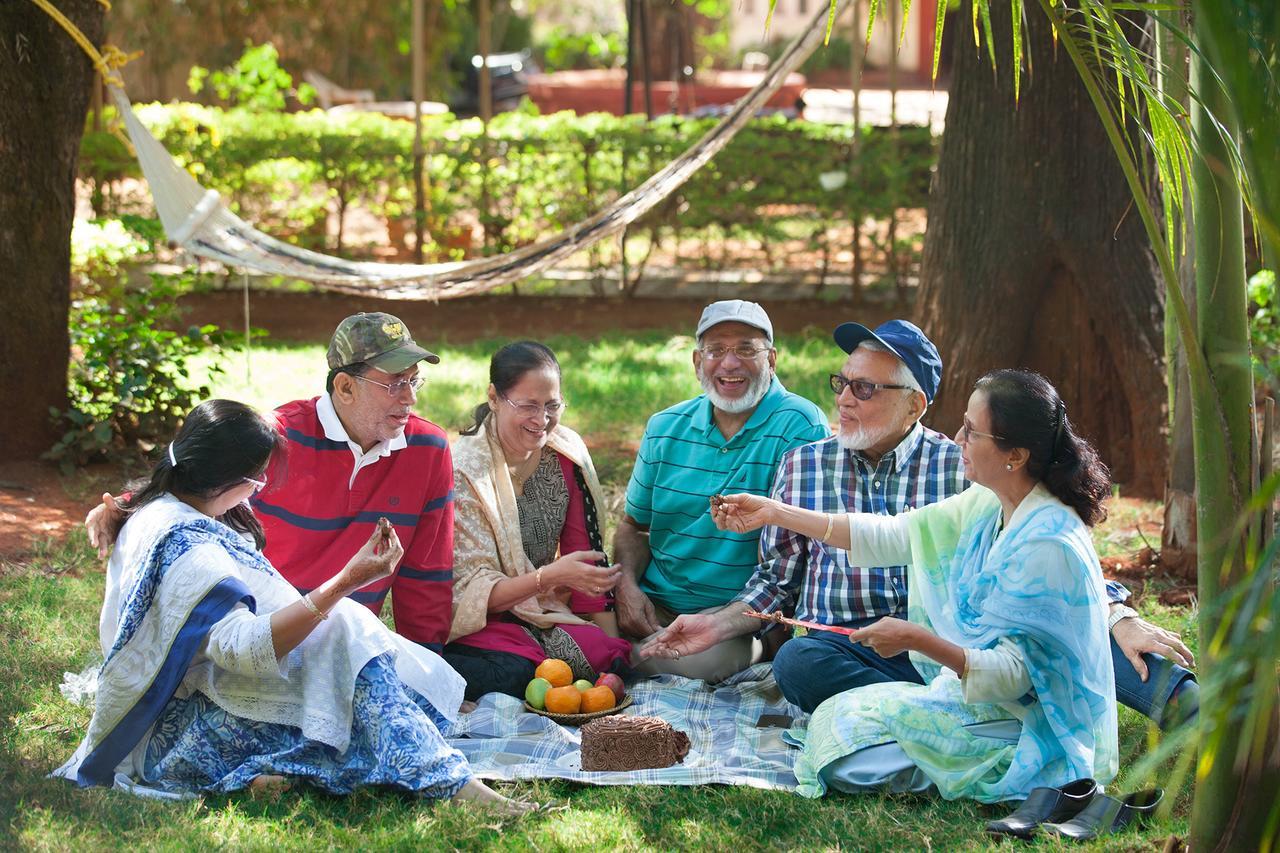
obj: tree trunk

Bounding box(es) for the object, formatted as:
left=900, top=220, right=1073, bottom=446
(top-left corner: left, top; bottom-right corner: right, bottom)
left=1188, top=9, right=1280, bottom=846
left=914, top=6, right=1166, bottom=496
left=1157, top=9, right=1197, bottom=577
left=0, top=0, right=105, bottom=457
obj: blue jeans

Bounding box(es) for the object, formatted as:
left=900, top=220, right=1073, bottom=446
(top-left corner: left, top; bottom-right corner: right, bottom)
left=772, top=623, right=1197, bottom=727
left=1111, top=638, right=1198, bottom=729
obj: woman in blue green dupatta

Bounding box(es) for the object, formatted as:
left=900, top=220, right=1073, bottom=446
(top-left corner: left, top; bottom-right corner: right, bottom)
left=712, top=370, right=1118, bottom=803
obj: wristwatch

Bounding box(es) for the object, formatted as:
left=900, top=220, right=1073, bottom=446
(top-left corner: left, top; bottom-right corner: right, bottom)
left=1107, top=604, right=1139, bottom=632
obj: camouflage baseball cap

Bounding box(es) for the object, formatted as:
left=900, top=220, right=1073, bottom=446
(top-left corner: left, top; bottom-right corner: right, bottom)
left=327, top=312, right=440, bottom=373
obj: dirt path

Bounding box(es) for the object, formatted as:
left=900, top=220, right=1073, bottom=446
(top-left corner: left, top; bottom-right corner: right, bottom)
left=0, top=461, right=101, bottom=560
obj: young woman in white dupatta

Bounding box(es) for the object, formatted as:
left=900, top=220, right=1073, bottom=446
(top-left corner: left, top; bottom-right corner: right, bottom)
left=442, top=342, right=632, bottom=701
left=56, top=400, right=529, bottom=813
left=708, top=370, right=1119, bottom=803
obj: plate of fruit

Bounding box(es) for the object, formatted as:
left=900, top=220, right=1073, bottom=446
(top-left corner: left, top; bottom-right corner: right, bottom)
left=523, top=658, right=632, bottom=723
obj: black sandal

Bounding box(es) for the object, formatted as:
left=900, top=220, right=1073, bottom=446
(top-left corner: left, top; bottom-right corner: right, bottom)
left=1041, top=788, right=1164, bottom=841
left=985, top=778, right=1097, bottom=840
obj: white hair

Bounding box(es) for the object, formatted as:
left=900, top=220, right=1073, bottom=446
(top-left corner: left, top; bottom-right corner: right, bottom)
left=853, top=339, right=922, bottom=394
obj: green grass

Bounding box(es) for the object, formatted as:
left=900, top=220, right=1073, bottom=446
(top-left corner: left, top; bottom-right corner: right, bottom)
left=3, top=336, right=1196, bottom=850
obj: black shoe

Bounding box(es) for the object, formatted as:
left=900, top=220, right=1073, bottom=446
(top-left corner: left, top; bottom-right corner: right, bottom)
left=985, top=778, right=1098, bottom=840
left=1042, top=788, right=1164, bottom=841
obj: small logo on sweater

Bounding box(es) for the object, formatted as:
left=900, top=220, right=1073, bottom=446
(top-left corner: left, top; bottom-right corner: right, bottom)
left=387, top=496, right=400, bottom=507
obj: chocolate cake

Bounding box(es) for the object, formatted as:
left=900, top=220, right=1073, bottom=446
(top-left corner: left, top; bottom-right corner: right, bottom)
left=580, top=715, right=690, bottom=772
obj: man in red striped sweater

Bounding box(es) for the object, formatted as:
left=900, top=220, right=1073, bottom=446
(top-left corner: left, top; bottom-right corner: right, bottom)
left=86, top=312, right=455, bottom=650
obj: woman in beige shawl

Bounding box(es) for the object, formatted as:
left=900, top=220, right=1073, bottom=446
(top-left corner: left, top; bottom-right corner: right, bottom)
left=441, top=342, right=632, bottom=701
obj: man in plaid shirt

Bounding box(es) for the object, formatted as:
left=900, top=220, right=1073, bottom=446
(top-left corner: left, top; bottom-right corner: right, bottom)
left=643, top=320, right=1198, bottom=728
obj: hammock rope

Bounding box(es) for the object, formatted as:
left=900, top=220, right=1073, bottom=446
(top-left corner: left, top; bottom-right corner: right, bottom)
left=46, top=0, right=848, bottom=300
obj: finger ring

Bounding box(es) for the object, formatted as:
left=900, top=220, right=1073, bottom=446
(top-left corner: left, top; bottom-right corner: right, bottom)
left=673, top=650, right=681, bottom=659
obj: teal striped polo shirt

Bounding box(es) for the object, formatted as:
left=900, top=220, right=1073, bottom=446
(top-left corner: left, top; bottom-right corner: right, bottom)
left=625, top=377, right=830, bottom=614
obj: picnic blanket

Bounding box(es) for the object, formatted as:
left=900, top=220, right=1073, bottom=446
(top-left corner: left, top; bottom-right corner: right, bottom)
left=445, top=664, right=806, bottom=790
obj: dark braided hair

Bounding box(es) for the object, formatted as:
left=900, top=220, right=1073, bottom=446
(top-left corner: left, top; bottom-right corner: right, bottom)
left=975, top=370, right=1111, bottom=527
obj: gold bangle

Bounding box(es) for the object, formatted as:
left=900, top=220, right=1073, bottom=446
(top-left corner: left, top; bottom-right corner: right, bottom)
left=535, top=567, right=544, bottom=595
left=822, top=513, right=835, bottom=541
left=300, top=592, right=328, bottom=621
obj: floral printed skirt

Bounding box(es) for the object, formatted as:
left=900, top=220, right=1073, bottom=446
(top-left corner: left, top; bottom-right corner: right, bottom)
left=143, top=654, right=470, bottom=799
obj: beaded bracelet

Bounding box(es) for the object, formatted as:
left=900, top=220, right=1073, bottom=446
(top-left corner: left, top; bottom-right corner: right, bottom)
left=300, top=592, right=328, bottom=621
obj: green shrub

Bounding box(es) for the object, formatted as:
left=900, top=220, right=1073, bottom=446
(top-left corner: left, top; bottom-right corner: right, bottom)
left=1249, top=268, right=1280, bottom=393
left=69, top=219, right=152, bottom=292
left=187, top=41, right=316, bottom=111
left=45, top=276, right=226, bottom=471
left=81, top=104, right=935, bottom=263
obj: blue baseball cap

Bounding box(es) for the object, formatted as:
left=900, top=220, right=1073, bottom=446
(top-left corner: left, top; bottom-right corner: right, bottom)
left=833, top=319, right=942, bottom=403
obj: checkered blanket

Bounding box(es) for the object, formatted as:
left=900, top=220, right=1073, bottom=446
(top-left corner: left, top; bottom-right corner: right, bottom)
left=445, top=664, right=807, bottom=790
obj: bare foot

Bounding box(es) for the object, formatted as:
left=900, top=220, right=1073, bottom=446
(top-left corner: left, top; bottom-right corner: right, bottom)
left=248, top=774, right=291, bottom=799
left=451, top=778, right=537, bottom=816
left=459, top=700, right=479, bottom=714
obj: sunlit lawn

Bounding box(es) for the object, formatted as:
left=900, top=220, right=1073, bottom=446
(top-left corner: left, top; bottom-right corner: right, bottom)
left=1, top=335, right=1196, bottom=850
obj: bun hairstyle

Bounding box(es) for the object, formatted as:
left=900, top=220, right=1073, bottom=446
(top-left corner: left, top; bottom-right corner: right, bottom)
left=461, top=341, right=561, bottom=436
left=123, top=399, right=283, bottom=548
left=974, top=369, right=1111, bottom=527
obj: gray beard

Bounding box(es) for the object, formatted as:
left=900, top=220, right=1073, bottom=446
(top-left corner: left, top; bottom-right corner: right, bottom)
left=699, top=367, right=772, bottom=414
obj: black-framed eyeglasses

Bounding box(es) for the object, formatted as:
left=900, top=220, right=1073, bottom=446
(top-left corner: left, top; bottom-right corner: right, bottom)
left=699, top=344, right=772, bottom=360
left=957, top=417, right=1005, bottom=443
left=829, top=374, right=913, bottom=401
left=500, top=394, right=567, bottom=420
left=354, top=374, right=425, bottom=397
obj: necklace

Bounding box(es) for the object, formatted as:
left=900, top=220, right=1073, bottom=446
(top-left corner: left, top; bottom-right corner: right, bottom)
left=506, top=449, right=542, bottom=494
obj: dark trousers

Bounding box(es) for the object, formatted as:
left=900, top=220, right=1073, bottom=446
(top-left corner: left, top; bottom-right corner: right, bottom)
left=772, top=621, right=1198, bottom=729
left=772, top=620, right=924, bottom=713
left=441, top=643, right=536, bottom=702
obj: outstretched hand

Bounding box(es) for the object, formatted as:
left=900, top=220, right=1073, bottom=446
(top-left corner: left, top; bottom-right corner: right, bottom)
left=638, top=613, right=723, bottom=660
left=709, top=493, right=776, bottom=534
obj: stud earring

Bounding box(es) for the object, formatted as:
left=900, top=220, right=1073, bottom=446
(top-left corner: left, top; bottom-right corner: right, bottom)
left=1006, top=463, right=1013, bottom=471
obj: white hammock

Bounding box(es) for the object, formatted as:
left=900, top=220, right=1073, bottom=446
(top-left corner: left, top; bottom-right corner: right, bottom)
left=112, top=1, right=845, bottom=300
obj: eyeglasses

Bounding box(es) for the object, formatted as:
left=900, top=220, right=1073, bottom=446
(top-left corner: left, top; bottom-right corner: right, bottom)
left=957, top=417, right=1005, bottom=443
left=699, top=344, right=772, bottom=361
left=829, top=374, right=913, bottom=400
left=500, top=394, right=567, bottom=420
left=242, top=475, right=267, bottom=494
left=354, top=374, right=425, bottom=397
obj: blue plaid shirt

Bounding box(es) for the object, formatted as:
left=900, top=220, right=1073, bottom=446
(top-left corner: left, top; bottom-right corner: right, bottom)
left=737, top=423, right=1128, bottom=624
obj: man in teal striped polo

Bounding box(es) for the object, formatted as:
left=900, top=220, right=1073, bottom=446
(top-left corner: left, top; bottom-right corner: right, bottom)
left=614, top=300, right=829, bottom=681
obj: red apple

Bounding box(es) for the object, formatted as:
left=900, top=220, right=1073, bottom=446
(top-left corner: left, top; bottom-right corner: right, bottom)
left=594, top=672, right=625, bottom=703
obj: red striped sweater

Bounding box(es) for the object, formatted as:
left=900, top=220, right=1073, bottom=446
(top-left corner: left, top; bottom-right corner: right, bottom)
left=252, top=397, right=454, bottom=649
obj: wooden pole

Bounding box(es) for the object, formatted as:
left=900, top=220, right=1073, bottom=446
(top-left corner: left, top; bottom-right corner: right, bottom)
left=411, top=0, right=426, bottom=263
left=849, top=0, right=865, bottom=302
left=624, top=0, right=636, bottom=115
left=887, top=0, right=903, bottom=305
left=478, top=0, right=493, bottom=123
left=639, top=0, right=653, bottom=119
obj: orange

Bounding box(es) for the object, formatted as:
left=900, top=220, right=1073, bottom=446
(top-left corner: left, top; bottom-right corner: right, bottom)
left=544, top=685, right=583, bottom=714
left=535, top=658, right=574, bottom=688
left=580, top=685, right=617, bottom=713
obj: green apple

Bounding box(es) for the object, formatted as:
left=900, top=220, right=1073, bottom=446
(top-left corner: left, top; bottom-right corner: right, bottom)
left=525, top=677, right=552, bottom=710
left=573, top=679, right=594, bottom=692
